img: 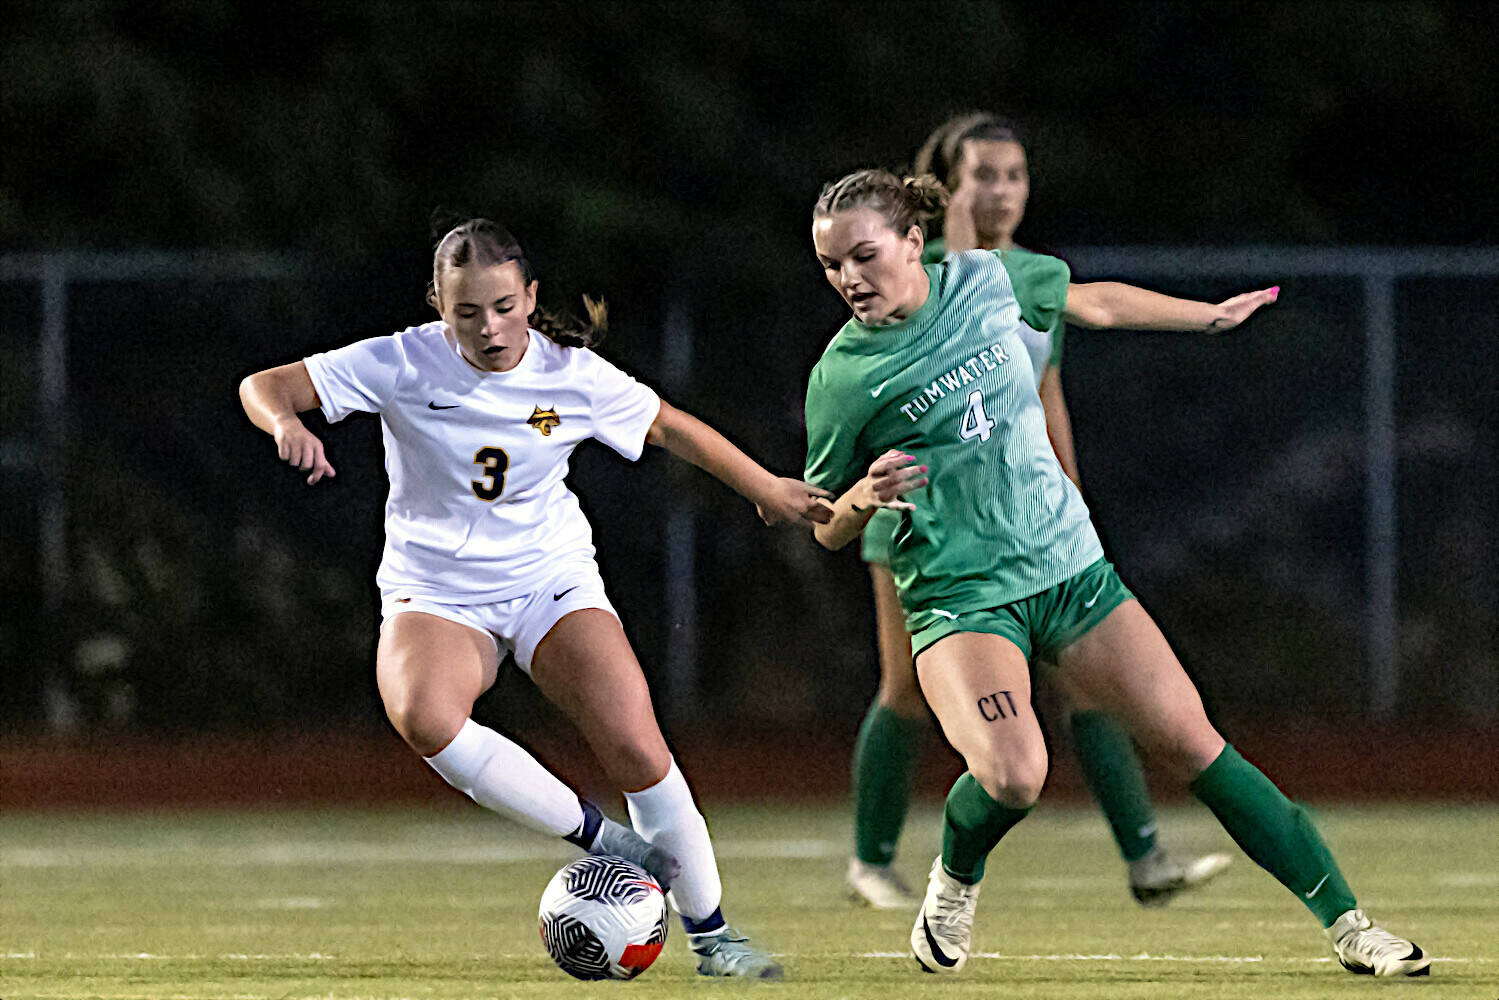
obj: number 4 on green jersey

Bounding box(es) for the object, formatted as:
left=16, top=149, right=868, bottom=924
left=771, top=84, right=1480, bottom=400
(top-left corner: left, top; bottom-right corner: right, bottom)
left=959, top=390, right=995, bottom=443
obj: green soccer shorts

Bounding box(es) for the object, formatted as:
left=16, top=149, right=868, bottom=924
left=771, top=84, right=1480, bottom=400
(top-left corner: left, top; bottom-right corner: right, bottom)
left=909, top=557, right=1134, bottom=663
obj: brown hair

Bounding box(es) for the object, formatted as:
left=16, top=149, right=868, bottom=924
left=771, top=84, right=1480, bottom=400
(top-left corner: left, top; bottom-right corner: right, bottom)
left=426, top=217, right=607, bottom=349
left=812, top=168, right=948, bottom=235
left=913, top=112, right=1024, bottom=190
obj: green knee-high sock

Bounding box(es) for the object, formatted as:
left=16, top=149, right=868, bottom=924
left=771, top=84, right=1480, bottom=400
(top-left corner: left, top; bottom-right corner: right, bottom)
left=1191, top=745, right=1356, bottom=926
left=942, top=772, right=1032, bottom=884
left=1071, top=711, right=1159, bottom=862
left=852, top=701, right=924, bottom=865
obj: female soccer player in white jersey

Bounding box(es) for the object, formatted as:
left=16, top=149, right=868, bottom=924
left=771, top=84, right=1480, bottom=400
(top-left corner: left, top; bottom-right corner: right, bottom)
left=846, top=113, right=1229, bottom=910
left=240, top=218, right=831, bottom=980
left=804, top=171, right=1430, bottom=978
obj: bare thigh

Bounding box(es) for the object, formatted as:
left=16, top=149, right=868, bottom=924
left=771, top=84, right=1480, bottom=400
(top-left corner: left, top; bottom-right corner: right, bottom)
left=377, top=612, right=501, bottom=757
left=1055, top=599, right=1226, bottom=781
left=869, top=563, right=926, bottom=718
left=529, top=609, right=671, bottom=793
left=915, top=632, right=1047, bottom=808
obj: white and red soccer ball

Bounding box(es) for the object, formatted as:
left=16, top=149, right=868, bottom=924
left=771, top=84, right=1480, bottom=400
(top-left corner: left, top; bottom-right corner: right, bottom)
left=538, top=855, right=668, bottom=980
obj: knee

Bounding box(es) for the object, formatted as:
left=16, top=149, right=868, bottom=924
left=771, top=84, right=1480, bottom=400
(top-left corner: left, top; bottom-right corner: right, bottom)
left=878, top=676, right=927, bottom=719
left=595, top=732, right=672, bottom=793
left=968, top=743, right=1049, bottom=809
left=382, top=686, right=466, bottom=758
left=1138, top=726, right=1225, bottom=784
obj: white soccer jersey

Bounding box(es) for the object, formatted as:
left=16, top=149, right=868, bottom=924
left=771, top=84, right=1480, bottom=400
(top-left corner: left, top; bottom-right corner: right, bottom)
left=303, top=321, right=661, bottom=602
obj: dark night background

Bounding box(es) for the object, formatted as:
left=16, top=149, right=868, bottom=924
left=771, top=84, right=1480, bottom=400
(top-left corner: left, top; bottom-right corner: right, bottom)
left=1, top=2, right=1496, bottom=763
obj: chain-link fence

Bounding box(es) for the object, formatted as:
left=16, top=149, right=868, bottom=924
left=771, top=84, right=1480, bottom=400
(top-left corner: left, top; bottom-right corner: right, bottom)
left=2, top=248, right=1494, bottom=737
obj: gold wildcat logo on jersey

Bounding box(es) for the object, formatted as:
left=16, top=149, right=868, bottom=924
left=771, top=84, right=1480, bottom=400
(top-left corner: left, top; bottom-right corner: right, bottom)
left=527, top=406, right=562, bottom=436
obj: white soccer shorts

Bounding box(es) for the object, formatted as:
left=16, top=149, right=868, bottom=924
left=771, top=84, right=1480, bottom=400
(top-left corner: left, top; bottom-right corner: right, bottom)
left=380, top=560, right=619, bottom=673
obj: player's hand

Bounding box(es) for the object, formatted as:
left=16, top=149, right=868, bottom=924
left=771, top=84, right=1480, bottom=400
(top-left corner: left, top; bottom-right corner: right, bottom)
left=755, top=478, right=835, bottom=527
left=1207, top=286, right=1280, bottom=333
left=273, top=417, right=336, bottom=485
left=853, top=449, right=927, bottom=512
left=942, top=184, right=979, bottom=254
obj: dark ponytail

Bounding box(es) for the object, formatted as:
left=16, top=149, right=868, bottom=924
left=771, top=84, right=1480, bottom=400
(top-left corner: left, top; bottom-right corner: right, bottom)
left=531, top=295, right=608, bottom=349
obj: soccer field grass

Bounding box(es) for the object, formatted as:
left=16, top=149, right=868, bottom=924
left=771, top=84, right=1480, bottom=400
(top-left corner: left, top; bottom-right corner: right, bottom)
left=3, top=803, right=1494, bottom=999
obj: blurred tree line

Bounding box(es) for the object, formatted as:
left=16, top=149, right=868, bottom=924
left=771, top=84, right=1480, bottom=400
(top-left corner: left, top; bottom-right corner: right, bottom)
left=4, top=1, right=1497, bottom=264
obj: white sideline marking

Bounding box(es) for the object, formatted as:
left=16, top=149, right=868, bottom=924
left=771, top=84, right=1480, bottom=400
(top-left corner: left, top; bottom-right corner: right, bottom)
left=857, top=952, right=1480, bottom=964
left=7, top=996, right=278, bottom=1000
left=0, top=952, right=341, bottom=961
left=0, top=837, right=840, bottom=868
left=7, top=950, right=1482, bottom=966
left=1437, top=871, right=1498, bottom=887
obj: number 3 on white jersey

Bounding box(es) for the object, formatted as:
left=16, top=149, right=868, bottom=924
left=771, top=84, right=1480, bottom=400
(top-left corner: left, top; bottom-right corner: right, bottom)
left=959, top=389, right=996, bottom=443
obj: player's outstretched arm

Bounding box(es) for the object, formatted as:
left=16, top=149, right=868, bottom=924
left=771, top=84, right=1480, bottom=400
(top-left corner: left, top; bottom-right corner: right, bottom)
left=239, top=361, right=337, bottom=485
left=813, top=450, right=928, bottom=551
left=1064, top=282, right=1279, bottom=333
left=645, top=400, right=832, bottom=526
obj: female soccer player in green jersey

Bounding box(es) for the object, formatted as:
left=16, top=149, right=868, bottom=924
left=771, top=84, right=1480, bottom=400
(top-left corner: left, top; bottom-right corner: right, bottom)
left=804, top=169, right=1431, bottom=978
left=846, top=112, right=1229, bottom=912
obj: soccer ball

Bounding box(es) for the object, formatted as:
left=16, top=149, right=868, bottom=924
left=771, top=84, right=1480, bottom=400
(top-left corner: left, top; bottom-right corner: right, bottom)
left=538, top=855, right=669, bottom=980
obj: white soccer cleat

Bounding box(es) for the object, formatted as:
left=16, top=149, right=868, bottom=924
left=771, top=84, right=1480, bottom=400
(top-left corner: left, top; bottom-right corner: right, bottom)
left=910, top=856, right=980, bottom=973
left=847, top=857, right=921, bottom=910
left=1327, top=908, right=1431, bottom=977
left=1128, top=846, right=1232, bottom=906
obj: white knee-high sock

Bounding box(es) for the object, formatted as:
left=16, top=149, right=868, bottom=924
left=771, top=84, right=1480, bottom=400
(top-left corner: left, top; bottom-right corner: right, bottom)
left=625, top=757, right=723, bottom=922
left=425, top=718, right=584, bottom=837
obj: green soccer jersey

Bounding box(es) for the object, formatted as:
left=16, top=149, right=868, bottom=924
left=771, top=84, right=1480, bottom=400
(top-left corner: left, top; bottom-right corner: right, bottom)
left=861, top=240, right=1067, bottom=568
left=806, top=249, right=1102, bottom=631
left=924, top=237, right=1065, bottom=378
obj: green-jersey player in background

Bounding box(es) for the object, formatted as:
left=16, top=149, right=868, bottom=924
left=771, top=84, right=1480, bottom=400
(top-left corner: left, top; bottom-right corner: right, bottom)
left=846, top=112, right=1230, bottom=912
left=804, top=168, right=1430, bottom=978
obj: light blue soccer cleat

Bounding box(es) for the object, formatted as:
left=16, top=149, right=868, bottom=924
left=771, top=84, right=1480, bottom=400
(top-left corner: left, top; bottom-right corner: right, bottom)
left=587, top=813, right=680, bottom=891
left=688, top=927, right=784, bottom=979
